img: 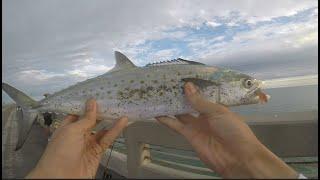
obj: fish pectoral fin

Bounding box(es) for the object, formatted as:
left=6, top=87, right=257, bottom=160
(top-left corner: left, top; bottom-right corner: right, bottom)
left=181, top=78, right=220, bottom=89
left=108, top=51, right=137, bottom=73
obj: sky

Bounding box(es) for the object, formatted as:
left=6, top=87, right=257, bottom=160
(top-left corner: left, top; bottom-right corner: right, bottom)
left=2, top=0, right=318, bottom=102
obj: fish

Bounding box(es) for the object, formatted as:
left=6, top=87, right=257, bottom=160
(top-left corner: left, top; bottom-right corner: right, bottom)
left=2, top=51, right=270, bottom=150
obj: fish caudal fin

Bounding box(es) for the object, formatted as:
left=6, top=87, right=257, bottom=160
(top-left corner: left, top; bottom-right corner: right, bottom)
left=2, top=83, right=40, bottom=150
left=15, top=107, right=38, bottom=150
left=2, top=83, right=39, bottom=108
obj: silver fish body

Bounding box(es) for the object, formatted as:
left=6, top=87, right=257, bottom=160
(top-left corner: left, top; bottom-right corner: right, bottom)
left=38, top=65, right=217, bottom=121
left=36, top=52, right=269, bottom=121
left=2, top=51, right=270, bottom=150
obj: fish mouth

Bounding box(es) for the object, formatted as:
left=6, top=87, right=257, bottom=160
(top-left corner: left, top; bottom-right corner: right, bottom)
left=246, top=81, right=270, bottom=104
left=254, top=89, right=270, bottom=103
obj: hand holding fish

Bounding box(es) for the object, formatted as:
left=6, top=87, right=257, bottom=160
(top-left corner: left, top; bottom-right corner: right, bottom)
left=156, top=82, right=298, bottom=179
left=26, top=99, right=128, bottom=179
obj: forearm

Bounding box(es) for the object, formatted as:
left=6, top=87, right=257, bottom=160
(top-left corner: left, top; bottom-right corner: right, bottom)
left=249, top=144, right=298, bottom=178
left=26, top=167, right=45, bottom=179
left=225, top=142, right=298, bottom=179
left=26, top=166, right=79, bottom=179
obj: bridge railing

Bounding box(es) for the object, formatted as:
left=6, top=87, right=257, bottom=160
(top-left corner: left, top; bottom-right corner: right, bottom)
left=100, top=110, right=318, bottom=178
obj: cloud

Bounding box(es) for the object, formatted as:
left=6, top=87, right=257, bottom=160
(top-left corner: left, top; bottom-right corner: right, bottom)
left=18, top=70, right=65, bottom=83
left=187, top=36, right=225, bottom=51
left=67, top=63, right=113, bottom=78
left=199, top=12, right=318, bottom=62
left=150, top=49, right=181, bottom=61
left=2, top=0, right=318, bottom=102
left=206, top=21, right=221, bottom=28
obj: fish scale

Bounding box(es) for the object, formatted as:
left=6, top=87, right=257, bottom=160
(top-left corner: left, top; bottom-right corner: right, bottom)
left=39, top=64, right=207, bottom=120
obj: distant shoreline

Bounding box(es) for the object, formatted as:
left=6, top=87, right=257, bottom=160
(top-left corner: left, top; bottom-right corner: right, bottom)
left=263, top=74, right=318, bottom=89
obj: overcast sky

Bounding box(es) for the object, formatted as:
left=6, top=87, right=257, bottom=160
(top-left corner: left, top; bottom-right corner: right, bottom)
left=2, top=0, right=318, bottom=102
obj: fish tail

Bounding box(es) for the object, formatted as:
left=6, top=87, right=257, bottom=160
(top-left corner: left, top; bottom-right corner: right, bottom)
left=2, top=83, right=40, bottom=150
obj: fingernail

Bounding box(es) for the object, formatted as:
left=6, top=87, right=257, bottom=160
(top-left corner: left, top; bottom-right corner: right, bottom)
left=185, top=82, right=196, bottom=95
left=86, top=98, right=96, bottom=111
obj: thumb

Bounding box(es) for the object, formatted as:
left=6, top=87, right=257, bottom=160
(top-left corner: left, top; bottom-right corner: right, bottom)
left=184, top=82, right=228, bottom=114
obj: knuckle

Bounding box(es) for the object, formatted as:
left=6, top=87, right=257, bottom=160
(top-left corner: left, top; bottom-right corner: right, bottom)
left=101, top=139, right=112, bottom=148
left=94, top=145, right=104, bottom=155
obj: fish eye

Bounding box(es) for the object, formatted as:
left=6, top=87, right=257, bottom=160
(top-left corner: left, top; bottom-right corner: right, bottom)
left=243, top=79, right=253, bottom=88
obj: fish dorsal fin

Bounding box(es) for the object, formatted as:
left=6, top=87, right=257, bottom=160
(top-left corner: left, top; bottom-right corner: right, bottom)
left=145, top=58, right=205, bottom=67
left=109, top=51, right=137, bottom=73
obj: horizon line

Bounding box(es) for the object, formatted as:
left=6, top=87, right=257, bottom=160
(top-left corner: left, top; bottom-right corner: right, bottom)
left=263, top=74, right=318, bottom=89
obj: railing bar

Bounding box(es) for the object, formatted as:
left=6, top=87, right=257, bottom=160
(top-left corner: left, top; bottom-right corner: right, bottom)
left=150, top=149, right=200, bottom=161
left=152, top=158, right=215, bottom=175
left=144, top=143, right=197, bottom=154
left=286, top=161, right=318, bottom=164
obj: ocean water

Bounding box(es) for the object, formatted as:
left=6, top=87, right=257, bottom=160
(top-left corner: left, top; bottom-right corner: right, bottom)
left=230, top=84, right=318, bottom=115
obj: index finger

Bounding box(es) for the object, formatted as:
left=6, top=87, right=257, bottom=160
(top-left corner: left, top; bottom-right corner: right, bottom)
left=99, top=117, right=128, bottom=150
left=74, top=98, right=97, bottom=130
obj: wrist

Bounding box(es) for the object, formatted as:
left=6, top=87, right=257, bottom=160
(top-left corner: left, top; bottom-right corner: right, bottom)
left=26, top=162, right=59, bottom=178
left=26, top=166, right=45, bottom=179
left=221, top=142, right=298, bottom=179
left=242, top=142, right=298, bottom=178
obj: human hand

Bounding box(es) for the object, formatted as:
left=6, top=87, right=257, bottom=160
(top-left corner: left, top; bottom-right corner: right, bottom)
left=156, top=82, right=298, bottom=179
left=27, top=99, right=128, bottom=179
